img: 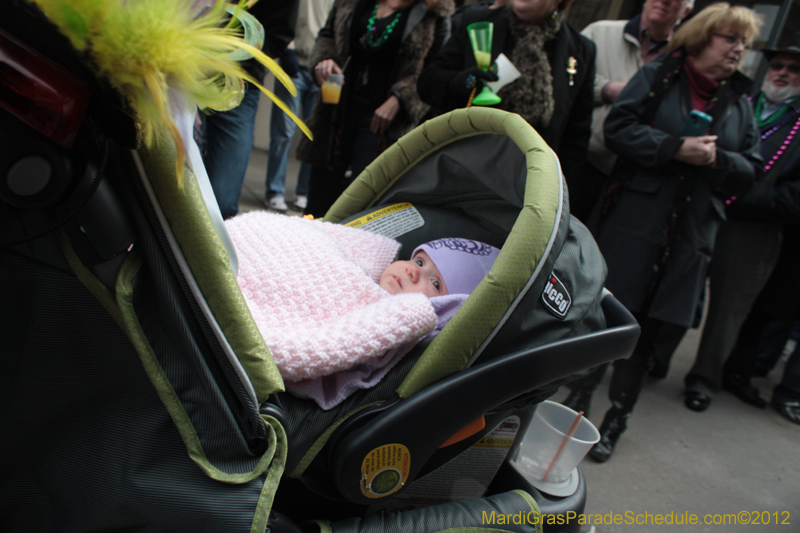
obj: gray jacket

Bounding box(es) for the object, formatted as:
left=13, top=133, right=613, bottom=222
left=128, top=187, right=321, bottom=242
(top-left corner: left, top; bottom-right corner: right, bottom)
left=592, top=60, right=762, bottom=327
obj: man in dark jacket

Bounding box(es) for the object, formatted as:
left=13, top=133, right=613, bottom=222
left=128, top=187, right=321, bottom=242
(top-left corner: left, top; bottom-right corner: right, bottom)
left=683, top=34, right=800, bottom=421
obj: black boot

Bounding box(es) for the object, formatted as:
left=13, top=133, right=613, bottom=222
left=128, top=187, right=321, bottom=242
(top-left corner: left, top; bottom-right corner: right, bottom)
left=562, top=386, right=594, bottom=417
left=684, top=389, right=712, bottom=412
left=589, top=318, right=659, bottom=463
left=722, top=372, right=766, bottom=409
left=588, top=403, right=631, bottom=463
left=562, top=364, right=608, bottom=417
left=648, top=358, right=670, bottom=379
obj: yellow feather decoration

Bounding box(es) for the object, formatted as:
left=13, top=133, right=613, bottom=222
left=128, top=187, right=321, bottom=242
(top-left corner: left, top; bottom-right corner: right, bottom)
left=29, top=0, right=312, bottom=184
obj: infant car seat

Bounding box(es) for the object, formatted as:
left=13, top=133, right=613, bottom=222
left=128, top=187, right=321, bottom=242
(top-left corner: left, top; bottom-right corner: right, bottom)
left=266, top=108, right=638, bottom=531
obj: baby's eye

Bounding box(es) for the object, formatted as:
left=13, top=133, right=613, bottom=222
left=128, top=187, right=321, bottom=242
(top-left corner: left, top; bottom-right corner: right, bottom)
left=432, top=280, right=441, bottom=291
left=415, top=258, right=423, bottom=266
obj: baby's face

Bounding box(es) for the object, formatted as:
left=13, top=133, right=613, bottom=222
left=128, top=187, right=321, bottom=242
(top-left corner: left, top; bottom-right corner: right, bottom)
left=379, top=250, right=449, bottom=298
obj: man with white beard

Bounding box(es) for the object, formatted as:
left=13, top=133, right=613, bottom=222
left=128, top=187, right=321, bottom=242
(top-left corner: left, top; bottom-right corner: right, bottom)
left=759, top=51, right=800, bottom=108
left=682, top=33, right=800, bottom=413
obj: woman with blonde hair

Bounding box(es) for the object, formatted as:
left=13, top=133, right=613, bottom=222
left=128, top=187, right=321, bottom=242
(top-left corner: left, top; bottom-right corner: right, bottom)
left=667, top=1, right=761, bottom=57
left=584, top=3, right=763, bottom=462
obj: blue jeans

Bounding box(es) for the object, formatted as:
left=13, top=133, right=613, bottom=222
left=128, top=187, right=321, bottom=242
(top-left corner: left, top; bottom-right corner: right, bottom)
left=265, top=69, right=317, bottom=199
left=755, top=320, right=800, bottom=374
left=773, top=348, right=800, bottom=403
left=203, top=86, right=261, bottom=219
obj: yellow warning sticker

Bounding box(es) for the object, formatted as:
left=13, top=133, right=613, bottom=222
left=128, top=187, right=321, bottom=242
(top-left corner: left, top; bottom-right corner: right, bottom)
left=361, top=444, right=411, bottom=498
left=472, top=437, right=515, bottom=449
left=344, top=203, right=425, bottom=239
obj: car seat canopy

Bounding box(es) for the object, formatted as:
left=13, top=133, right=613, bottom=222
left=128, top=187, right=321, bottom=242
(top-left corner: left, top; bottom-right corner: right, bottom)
left=325, top=108, right=585, bottom=397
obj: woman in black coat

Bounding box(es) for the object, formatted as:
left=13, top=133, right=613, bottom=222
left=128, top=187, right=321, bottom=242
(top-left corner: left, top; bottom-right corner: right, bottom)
left=586, top=3, right=763, bottom=463
left=298, top=0, right=455, bottom=218
left=417, top=0, right=596, bottom=218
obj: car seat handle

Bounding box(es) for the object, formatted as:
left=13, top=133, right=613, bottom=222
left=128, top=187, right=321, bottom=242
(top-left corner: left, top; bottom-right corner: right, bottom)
left=329, top=294, right=639, bottom=504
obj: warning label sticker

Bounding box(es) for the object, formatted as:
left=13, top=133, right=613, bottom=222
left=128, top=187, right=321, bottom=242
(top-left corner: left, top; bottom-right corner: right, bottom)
left=472, top=437, right=515, bottom=449
left=344, top=203, right=425, bottom=239
left=368, top=416, right=521, bottom=512
left=360, top=444, right=411, bottom=499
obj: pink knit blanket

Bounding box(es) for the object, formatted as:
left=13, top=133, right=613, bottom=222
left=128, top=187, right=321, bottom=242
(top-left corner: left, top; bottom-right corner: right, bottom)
left=225, top=212, right=437, bottom=383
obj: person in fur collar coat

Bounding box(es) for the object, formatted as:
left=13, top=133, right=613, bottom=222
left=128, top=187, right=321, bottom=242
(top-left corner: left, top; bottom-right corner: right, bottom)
left=297, top=0, right=454, bottom=217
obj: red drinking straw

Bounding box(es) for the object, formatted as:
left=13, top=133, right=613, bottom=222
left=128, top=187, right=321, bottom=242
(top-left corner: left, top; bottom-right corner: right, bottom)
left=542, top=410, right=584, bottom=482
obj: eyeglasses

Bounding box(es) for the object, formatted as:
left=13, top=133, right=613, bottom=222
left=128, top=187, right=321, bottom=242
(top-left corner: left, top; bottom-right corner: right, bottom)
left=769, top=61, right=800, bottom=74
left=713, top=33, right=747, bottom=47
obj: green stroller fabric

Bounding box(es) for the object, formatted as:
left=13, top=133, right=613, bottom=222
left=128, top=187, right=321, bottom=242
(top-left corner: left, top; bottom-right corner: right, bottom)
left=1, top=2, right=288, bottom=527
left=138, top=140, right=284, bottom=404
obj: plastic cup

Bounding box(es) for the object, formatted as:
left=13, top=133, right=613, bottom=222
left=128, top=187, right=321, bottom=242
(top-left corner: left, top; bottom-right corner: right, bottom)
left=321, top=74, right=343, bottom=104
left=516, top=401, right=600, bottom=483
left=466, top=22, right=501, bottom=106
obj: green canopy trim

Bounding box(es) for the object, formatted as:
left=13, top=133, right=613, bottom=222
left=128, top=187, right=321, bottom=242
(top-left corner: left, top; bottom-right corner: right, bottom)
left=137, top=141, right=283, bottom=403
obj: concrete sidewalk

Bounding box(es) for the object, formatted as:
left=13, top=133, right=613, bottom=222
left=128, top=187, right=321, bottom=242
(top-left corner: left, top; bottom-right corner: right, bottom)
left=238, top=147, right=304, bottom=217
left=553, top=326, right=800, bottom=533
left=238, top=148, right=799, bottom=533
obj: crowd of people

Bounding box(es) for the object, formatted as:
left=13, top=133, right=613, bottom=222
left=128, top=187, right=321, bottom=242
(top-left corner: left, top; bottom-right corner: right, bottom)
left=200, top=0, right=800, bottom=459
left=559, top=2, right=800, bottom=463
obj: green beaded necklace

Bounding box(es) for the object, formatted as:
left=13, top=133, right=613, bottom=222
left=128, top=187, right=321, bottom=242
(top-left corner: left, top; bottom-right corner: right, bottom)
left=754, top=92, right=793, bottom=128
left=366, top=2, right=402, bottom=48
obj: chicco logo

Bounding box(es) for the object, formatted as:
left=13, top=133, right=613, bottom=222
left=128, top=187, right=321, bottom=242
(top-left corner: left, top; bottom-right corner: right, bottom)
left=542, top=272, right=571, bottom=319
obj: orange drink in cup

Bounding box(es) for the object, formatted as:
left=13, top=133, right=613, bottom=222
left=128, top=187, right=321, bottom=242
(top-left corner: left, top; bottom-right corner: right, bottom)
left=321, top=74, right=343, bottom=104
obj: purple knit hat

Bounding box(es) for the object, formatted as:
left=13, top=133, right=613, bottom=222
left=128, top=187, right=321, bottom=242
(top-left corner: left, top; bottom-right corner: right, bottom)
left=412, top=238, right=501, bottom=296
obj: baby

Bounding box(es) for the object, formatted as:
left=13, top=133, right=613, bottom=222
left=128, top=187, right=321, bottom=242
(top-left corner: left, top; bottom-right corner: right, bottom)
left=288, top=238, right=501, bottom=409
left=379, top=238, right=501, bottom=299
left=226, top=211, right=500, bottom=409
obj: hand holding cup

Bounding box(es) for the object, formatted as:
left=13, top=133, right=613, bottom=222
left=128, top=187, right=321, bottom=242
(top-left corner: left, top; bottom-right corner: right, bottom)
left=314, top=59, right=342, bottom=87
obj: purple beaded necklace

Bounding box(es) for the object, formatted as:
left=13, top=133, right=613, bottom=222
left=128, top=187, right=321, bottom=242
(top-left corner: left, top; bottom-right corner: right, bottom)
left=761, top=107, right=800, bottom=173
left=727, top=99, right=800, bottom=206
